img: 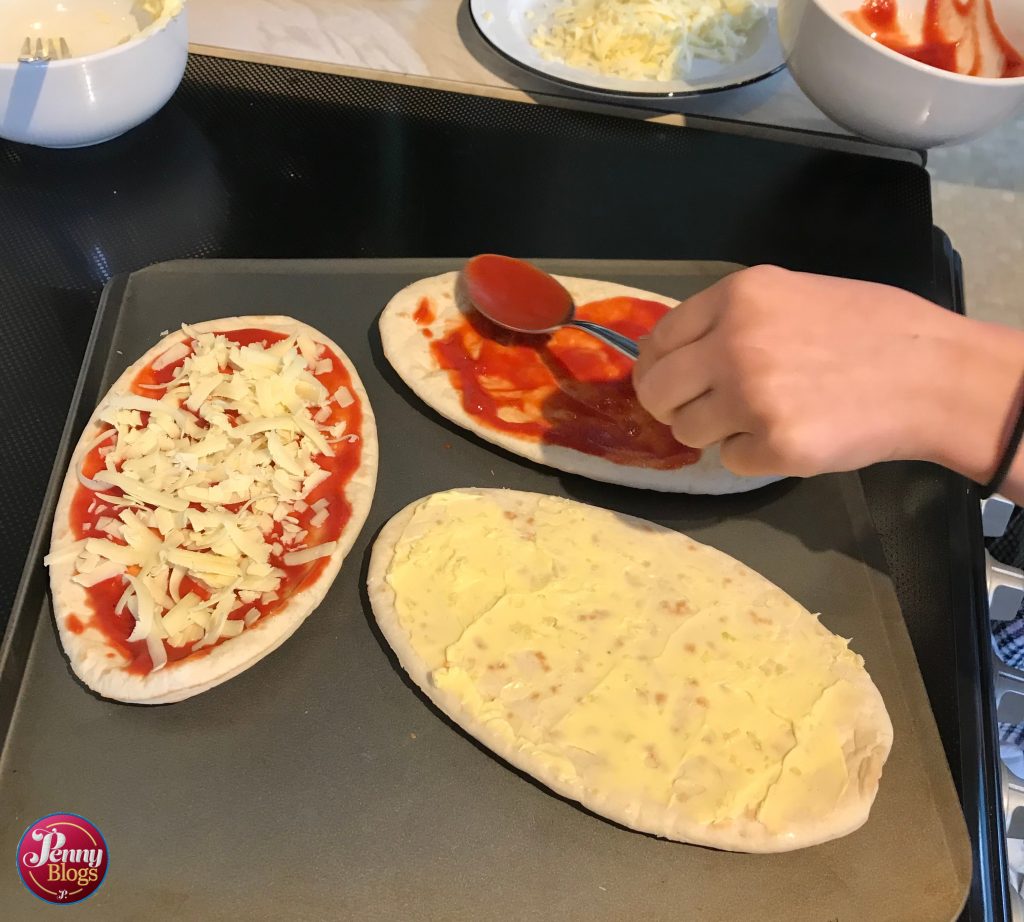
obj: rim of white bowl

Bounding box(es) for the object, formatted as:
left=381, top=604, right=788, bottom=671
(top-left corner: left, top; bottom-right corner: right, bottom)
left=0, top=5, right=186, bottom=71
left=818, top=0, right=1024, bottom=86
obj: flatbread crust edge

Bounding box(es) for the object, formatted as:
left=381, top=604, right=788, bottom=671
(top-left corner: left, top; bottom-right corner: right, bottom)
left=48, top=316, right=379, bottom=705
left=367, top=488, right=894, bottom=853
left=379, top=272, right=778, bottom=495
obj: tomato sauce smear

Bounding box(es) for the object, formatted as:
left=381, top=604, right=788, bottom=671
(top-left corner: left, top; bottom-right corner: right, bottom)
left=847, top=0, right=1024, bottom=77
left=68, top=328, right=363, bottom=674
left=425, top=297, right=700, bottom=470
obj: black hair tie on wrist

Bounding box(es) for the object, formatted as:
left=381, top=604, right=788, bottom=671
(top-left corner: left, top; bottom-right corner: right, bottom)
left=982, top=374, right=1024, bottom=499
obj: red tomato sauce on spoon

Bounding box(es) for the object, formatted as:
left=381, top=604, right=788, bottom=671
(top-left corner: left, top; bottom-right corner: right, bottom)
left=462, top=254, right=575, bottom=332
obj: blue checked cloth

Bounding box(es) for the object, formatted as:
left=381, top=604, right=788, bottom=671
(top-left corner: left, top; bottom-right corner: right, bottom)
left=995, top=617, right=1024, bottom=674
left=992, top=508, right=1024, bottom=747
left=1002, top=720, right=1024, bottom=748
left=994, top=625, right=1024, bottom=745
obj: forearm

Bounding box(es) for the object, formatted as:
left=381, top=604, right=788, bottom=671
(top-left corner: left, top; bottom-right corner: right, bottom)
left=992, top=453, right=1024, bottom=506
left=633, top=267, right=1024, bottom=495
left=913, top=314, right=1024, bottom=502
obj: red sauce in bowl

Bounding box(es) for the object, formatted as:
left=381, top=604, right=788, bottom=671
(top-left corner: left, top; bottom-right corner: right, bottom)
left=847, top=0, right=1024, bottom=77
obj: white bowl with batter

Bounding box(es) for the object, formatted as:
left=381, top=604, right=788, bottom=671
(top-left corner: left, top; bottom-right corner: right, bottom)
left=0, top=1, right=188, bottom=148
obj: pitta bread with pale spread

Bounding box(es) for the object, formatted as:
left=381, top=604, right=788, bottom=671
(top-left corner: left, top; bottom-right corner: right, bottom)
left=368, top=488, right=893, bottom=852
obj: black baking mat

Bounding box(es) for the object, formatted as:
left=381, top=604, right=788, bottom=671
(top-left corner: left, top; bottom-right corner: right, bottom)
left=0, top=259, right=969, bottom=920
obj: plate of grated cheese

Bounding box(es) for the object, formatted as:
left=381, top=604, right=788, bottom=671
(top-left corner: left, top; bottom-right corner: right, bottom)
left=470, top=0, right=784, bottom=98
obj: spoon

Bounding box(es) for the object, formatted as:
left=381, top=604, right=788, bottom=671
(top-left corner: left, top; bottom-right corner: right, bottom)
left=462, top=254, right=640, bottom=360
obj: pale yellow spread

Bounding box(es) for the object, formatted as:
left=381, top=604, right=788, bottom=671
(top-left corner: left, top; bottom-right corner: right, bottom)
left=386, top=492, right=865, bottom=835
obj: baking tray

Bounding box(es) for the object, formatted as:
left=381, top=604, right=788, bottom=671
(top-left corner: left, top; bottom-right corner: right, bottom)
left=0, top=258, right=971, bottom=920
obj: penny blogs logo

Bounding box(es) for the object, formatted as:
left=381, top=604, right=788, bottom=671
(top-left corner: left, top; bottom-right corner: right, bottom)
left=16, top=814, right=108, bottom=905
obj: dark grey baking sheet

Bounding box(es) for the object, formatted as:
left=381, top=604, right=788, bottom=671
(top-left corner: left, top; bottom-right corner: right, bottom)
left=0, top=259, right=970, bottom=921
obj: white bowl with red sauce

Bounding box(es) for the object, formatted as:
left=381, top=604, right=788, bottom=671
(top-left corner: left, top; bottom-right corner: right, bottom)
left=778, top=0, right=1024, bottom=147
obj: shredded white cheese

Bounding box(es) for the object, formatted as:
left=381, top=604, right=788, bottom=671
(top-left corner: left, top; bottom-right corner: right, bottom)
left=153, top=342, right=190, bottom=371
left=530, top=0, right=765, bottom=80
left=71, top=561, right=124, bottom=587
left=54, top=328, right=356, bottom=668
left=282, top=542, right=337, bottom=567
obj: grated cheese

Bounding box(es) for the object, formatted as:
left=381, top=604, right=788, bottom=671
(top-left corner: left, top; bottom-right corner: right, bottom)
left=44, top=541, right=87, bottom=567
left=152, top=341, right=190, bottom=371
left=530, top=0, right=765, bottom=80
left=282, top=542, right=337, bottom=566
left=72, top=560, right=123, bottom=587
left=221, top=620, right=245, bottom=639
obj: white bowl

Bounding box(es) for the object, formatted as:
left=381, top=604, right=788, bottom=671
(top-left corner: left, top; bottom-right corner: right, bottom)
left=0, top=2, right=188, bottom=149
left=778, top=0, right=1024, bottom=147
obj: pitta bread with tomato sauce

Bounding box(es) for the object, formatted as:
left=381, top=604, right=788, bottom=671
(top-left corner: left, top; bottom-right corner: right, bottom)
left=379, top=272, right=776, bottom=494
left=46, top=316, right=377, bottom=704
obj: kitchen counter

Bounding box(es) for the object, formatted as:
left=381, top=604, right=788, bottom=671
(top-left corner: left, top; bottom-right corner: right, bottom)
left=188, top=0, right=844, bottom=134
left=186, top=0, right=1024, bottom=327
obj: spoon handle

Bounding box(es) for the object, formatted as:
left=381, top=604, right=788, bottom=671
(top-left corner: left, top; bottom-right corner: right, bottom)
left=568, top=320, right=639, bottom=360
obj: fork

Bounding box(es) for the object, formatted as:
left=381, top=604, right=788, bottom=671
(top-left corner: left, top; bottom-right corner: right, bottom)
left=18, top=36, right=72, bottom=63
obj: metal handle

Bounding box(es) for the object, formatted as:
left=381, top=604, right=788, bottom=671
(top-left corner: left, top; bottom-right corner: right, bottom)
left=568, top=320, right=639, bottom=360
